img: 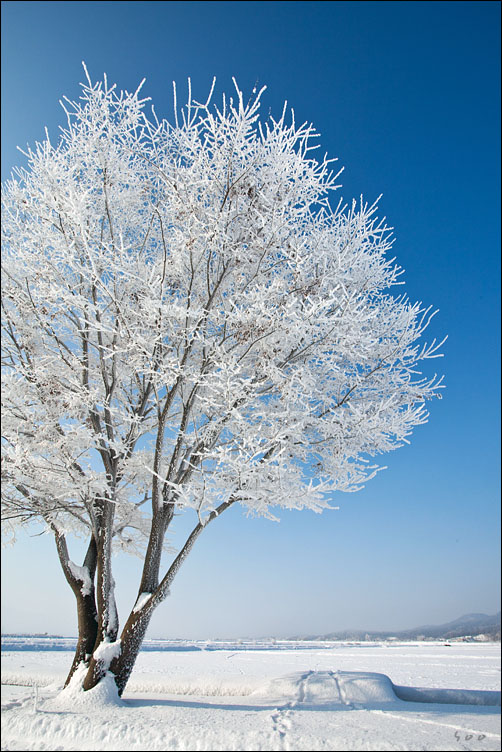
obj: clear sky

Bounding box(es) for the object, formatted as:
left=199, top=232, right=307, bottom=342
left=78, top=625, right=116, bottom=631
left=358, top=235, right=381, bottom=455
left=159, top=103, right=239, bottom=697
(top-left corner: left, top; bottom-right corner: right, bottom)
left=1, top=0, right=500, bottom=639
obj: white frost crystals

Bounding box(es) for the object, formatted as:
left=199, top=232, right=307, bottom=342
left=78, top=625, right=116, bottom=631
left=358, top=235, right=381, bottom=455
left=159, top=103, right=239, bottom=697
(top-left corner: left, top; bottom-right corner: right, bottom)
left=3, top=70, right=448, bottom=530
left=1, top=69, right=445, bottom=536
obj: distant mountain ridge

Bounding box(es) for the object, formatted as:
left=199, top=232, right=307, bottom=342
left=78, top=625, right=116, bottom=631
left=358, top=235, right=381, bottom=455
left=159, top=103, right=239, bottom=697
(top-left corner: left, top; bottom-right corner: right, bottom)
left=3, top=613, right=500, bottom=644
left=290, top=612, right=501, bottom=642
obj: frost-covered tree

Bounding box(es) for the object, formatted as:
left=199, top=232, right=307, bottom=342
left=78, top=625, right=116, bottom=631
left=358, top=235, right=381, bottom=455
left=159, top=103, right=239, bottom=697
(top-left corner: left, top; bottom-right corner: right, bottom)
left=1, top=67, right=444, bottom=697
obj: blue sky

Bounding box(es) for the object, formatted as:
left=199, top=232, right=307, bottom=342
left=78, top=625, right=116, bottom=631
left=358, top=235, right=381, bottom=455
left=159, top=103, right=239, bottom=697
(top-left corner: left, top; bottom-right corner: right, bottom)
left=1, top=1, right=500, bottom=639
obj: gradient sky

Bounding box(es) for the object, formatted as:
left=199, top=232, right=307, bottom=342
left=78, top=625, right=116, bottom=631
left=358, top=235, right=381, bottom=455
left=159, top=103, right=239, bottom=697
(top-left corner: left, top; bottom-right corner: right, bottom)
left=1, top=1, right=500, bottom=639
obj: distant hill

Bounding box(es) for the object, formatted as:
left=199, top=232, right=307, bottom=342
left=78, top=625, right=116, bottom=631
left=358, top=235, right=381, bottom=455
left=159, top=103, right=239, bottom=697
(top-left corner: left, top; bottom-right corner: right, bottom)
left=290, top=612, right=501, bottom=642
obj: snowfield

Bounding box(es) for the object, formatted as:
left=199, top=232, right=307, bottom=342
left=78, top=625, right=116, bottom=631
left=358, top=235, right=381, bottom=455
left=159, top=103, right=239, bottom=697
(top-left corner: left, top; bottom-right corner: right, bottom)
left=1, top=639, right=500, bottom=751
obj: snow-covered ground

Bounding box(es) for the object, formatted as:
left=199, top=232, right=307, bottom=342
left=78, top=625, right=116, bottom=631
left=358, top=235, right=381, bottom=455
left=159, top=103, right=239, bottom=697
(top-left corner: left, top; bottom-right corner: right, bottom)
left=1, top=639, right=500, bottom=751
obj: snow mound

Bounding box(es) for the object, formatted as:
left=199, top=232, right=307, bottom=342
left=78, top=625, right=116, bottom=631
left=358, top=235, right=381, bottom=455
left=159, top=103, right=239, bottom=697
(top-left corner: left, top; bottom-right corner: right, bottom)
left=338, top=671, right=398, bottom=705
left=46, top=665, right=123, bottom=710
left=252, top=670, right=502, bottom=708
left=252, top=670, right=397, bottom=707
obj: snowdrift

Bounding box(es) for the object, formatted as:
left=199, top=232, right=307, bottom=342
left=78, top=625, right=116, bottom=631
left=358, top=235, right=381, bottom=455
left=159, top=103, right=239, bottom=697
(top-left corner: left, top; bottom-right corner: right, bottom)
left=253, top=670, right=501, bottom=708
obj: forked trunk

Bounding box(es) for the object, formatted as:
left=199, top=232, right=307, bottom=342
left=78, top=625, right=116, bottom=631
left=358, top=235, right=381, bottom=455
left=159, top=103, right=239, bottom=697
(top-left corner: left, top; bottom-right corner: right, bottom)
left=76, top=500, right=234, bottom=695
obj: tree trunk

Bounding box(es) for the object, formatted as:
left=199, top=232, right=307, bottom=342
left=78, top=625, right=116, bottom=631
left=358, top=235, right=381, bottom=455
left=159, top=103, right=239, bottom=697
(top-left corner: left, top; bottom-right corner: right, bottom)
left=82, top=499, right=118, bottom=691
left=138, top=503, right=173, bottom=593
left=93, top=500, right=118, bottom=643
left=106, top=505, right=173, bottom=695
left=109, top=607, right=155, bottom=696
left=64, top=591, right=99, bottom=687
left=52, top=531, right=99, bottom=688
